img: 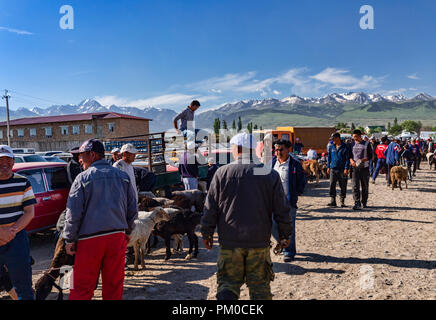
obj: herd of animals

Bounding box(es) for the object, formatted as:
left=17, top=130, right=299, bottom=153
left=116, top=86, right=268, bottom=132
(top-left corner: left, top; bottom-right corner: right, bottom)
left=2, top=147, right=435, bottom=300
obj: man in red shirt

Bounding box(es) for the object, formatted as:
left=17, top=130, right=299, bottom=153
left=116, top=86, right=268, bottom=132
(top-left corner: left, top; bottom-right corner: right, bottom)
left=371, top=136, right=389, bottom=184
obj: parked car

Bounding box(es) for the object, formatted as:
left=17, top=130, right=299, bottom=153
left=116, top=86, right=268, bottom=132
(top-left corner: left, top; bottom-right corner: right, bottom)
left=53, top=152, right=73, bottom=162
left=12, top=148, right=35, bottom=154
left=13, top=154, right=48, bottom=163
left=12, top=162, right=71, bottom=233
left=43, top=156, right=67, bottom=163
left=36, top=151, right=64, bottom=157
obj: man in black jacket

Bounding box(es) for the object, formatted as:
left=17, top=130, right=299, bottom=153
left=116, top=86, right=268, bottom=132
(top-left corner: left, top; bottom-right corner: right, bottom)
left=201, top=133, right=291, bottom=300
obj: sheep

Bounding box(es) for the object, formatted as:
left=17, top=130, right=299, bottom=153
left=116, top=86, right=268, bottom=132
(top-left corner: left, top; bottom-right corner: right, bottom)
left=390, top=166, right=409, bottom=191
left=154, top=210, right=202, bottom=261
left=302, top=160, right=320, bottom=184
left=35, top=237, right=74, bottom=300
left=427, top=152, right=436, bottom=170
left=170, top=189, right=206, bottom=213
left=127, top=207, right=170, bottom=270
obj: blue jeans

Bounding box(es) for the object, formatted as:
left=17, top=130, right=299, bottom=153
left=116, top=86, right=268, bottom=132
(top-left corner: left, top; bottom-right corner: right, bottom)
left=182, top=177, right=198, bottom=190
left=372, top=158, right=387, bottom=181
left=272, top=208, right=296, bottom=258
left=0, top=230, right=34, bottom=300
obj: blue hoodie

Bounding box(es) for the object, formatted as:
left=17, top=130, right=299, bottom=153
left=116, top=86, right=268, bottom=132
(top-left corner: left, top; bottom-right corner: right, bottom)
left=384, top=142, right=401, bottom=165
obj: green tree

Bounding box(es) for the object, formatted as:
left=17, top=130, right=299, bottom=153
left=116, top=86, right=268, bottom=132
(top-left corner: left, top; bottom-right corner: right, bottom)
left=351, top=123, right=356, bottom=131
left=238, top=117, right=242, bottom=132
left=222, top=120, right=228, bottom=130
left=394, top=117, right=398, bottom=126
left=432, top=125, right=436, bottom=131
left=389, top=125, right=403, bottom=136
left=373, top=127, right=382, bottom=133
left=213, top=118, right=221, bottom=135
left=247, top=122, right=253, bottom=133
left=387, top=122, right=391, bottom=131
left=232, top=120, right=236, bottom=130
left=401, top=120, right=421, bottom=133
left=356, top=126, right=366, bottom=134
left=253, top=124, right=258, bottom=130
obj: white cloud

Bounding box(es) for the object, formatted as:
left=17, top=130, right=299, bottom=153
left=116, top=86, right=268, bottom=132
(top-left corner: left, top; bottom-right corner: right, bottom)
left=0, top=26, right=33, bottom=35
left=95, top=94, right=219, bottom=109
left=273, top=90, right=281, bottom=95
left=311, top=68, right=381, bottom=90
left=407, top=73, right=420, bottom=80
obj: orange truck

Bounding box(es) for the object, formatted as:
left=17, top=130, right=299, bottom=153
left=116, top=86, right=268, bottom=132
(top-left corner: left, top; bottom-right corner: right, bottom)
left=271, top=126, right=337, bottom=154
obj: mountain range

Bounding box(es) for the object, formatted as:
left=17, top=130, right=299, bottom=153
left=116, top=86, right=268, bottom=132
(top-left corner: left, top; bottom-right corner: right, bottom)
left=1, top=92, right=435, bottom=132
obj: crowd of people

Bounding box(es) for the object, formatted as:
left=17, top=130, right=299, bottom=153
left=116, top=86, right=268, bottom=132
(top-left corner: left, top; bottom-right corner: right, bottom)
left=0, top=101, right=434, bottom=301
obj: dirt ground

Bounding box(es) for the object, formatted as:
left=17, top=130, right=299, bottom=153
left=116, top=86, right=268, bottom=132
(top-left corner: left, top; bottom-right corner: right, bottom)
left=1, top=163, right=435, bottom=300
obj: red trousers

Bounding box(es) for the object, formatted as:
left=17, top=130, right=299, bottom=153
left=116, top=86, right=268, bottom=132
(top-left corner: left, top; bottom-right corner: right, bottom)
left=69, top=232, right=126, bottom=300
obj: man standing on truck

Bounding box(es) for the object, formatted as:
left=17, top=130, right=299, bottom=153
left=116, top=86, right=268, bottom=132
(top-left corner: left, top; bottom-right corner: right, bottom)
left=173, top=100, right=201, bottom=138
left=293, top=137, right=304, bottom=154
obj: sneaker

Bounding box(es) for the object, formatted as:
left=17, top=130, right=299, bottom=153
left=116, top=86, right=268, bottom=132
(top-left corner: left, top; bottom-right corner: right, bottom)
left=353, top=203, right=362, bottom=210
left=283, top=255, right=295, bottom=262
left=340, top=202, right=347, bottom=208
left=371, top=179, right=375, bottom=184
left=362, top=203, right=368, bottom=209
left=327, top=201, right=337, bottom=207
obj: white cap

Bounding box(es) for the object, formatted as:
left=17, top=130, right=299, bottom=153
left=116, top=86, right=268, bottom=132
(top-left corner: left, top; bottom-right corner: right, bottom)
left=186, top=141, right=196, bottom=150
left=111, top=148, right=120, bottom=154
left=230, top=133, right=257, bottom=149
left=0, top=145, right=14, bottom=158
left=120, top=143, right=138, bottom=154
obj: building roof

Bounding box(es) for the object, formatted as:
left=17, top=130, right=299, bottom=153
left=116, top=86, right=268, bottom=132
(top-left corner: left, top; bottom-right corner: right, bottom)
left=0, top=112, right=152, bottom=126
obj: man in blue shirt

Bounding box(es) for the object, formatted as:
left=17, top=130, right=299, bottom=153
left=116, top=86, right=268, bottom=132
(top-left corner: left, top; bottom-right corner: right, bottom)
left=327, top=133, right=350, bottom=208
left=385, top=137, right=402, bottom=186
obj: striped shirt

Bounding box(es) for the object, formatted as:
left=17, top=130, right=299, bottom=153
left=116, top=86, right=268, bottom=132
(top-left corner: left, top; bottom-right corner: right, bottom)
left=0, top=173, right=37, bottom=225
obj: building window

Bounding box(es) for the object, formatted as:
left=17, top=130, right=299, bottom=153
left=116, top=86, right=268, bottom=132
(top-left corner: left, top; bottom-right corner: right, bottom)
left=108, top=123, right=115, bottom=132
left=60, top=126, right=69, bottom=135
left=85, top=125, right=92, bottom=134
left=45, top=127, right=52, bottom=138
left=0, top=131, right=2, bottom=139
left=17, top=129, right=24, bottom=137
left=73, top=125, right=80, bottom=135
left=9, top=130, right=13, bottom=138
left=30, top=128, right=36, bottom=137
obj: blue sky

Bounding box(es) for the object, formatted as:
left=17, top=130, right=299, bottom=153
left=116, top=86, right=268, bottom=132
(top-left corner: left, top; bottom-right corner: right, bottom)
left=1, top=0, right=435, bottom=112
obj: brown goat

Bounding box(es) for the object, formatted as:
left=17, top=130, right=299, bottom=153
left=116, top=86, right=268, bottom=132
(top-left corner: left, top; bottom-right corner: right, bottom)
left=34, top=237, right=74, bottom=300
left=302, top=160, right=320, bottom=184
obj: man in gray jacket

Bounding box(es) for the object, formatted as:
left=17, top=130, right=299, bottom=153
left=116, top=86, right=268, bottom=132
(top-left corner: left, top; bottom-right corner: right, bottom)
left=63, top=139, right=138, bottom=300
left=201, top=133, right=292, bottom=300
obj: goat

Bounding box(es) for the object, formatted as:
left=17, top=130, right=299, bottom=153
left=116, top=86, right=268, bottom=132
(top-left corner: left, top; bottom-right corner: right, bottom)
left=390, top=166, right=409, bottom=191
left=127, top=207, right=170, bottom=270
left=302, top=160, right=320, bottom=184
left=154, top=210, right=202, bottom=261
left=427, top=152, right=436, bottom=170
left=35, top=237, right=74, bottom=300
left=170, top=189, right=205, bottom=213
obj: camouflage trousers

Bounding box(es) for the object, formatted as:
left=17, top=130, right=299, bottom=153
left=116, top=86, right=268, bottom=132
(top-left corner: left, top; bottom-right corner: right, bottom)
left=216, top=246, right=274, bottom=300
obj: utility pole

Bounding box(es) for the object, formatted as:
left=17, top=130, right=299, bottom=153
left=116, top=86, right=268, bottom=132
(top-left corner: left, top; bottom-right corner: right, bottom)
left=2, top=90, right=11, bottom=146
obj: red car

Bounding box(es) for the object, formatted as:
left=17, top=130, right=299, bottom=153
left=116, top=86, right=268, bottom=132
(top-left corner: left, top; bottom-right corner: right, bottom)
left=12, top=162, right=71, bottom=234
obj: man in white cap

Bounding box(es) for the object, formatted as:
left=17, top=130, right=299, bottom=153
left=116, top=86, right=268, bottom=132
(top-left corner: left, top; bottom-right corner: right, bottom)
left=201, top=133, right=292, bottom=300
left=113, top=144, right=138, bottom=203
left=109, top=148, right=121, bottom=166
left=178, top=141, right=199, bottom=190
left=0, top=145, right=37, bottom=300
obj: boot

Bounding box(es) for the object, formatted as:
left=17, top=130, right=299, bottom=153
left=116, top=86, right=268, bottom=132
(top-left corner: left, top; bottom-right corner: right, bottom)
left=327, top=197, right=337, bottom=207
left=340, top=198, right=347, bottom=208
left=353, top=202, right=362, bottom=210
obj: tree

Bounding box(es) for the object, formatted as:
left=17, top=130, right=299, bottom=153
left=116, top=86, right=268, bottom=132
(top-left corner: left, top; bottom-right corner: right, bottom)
left=387, top=122, right=391, bottom=131
left=394, top=117, right=398, bottom=126
left=213, top=118, right=221, bottom=135
left=253, top=124, right=258, bottom=130
left=432, top=125, right=436, bottom=131
left=373, top=127, right=382, bottom=133
left=351, top=123, right=356, bottom=131
left=401, top=120, right=421, bottom=133
left=238, top=117, right=242, bottom=132
left=356, top=126, right=366, bottom=134
left=247, top=122, right=253, bottom=133
left=389, top=125, right=403, bottom=136
left=232, top=120, right=236, bottom=130
left=222, top=120, right=228, bottom=130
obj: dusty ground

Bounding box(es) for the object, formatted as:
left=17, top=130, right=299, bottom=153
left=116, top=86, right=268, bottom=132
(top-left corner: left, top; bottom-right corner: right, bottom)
left=1, top=163, right=435, bottom=300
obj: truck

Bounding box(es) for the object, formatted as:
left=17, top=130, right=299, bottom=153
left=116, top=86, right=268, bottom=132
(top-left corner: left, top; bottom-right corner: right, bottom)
left=270, top=126, right=337, bottom=154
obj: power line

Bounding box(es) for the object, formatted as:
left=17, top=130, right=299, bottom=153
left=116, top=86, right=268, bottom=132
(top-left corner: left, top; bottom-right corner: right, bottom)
left=7, top=89, right=65, bottom=106
left=2, top=90, right=12, bottom=146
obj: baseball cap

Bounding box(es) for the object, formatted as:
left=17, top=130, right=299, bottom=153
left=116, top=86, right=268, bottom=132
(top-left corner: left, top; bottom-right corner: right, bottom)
left=230, top=133, right=257, bottom=149
left=111, top=148, right=121, bottom=154
left=331, top=132, right=341, bottom=139
left=78, top=139, right=105, bottom=155
left=120, top=143, right=138, bottom=154
left=70, top=147, right=81, bottom=154
left=0, top=145, right=14, bottom=158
